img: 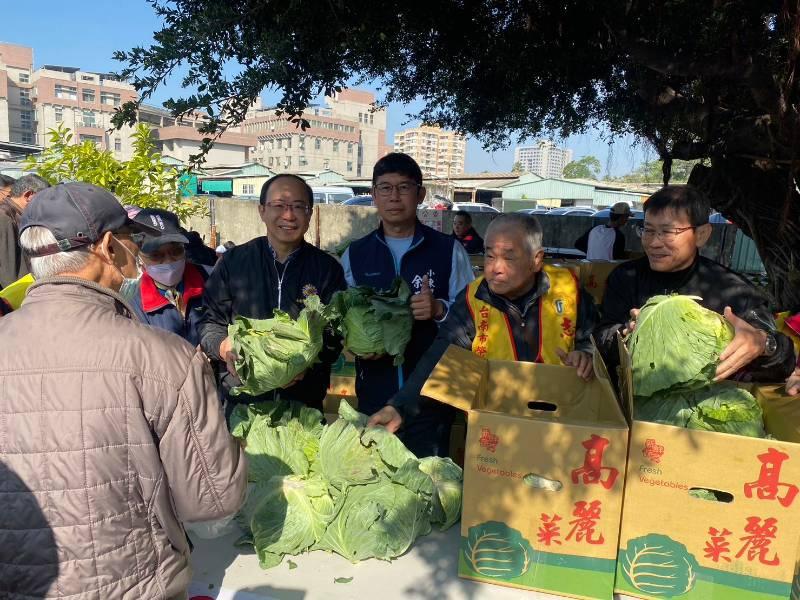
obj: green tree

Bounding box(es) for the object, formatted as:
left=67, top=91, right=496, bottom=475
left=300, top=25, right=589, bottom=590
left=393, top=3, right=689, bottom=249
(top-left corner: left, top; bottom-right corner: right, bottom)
left=511, top=161, right=524, bottom=174
left=562, top=156, right=602, bottom=179
left=616, top=160, right=699, bottom=184
left=23, top=124, right=205, bottom=222
left=113, top=1, right=800, bottom=307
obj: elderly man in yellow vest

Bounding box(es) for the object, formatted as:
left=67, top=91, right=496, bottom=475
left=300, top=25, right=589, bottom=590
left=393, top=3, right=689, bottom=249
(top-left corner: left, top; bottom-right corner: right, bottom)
left=369, top=212, right=599, bottom=431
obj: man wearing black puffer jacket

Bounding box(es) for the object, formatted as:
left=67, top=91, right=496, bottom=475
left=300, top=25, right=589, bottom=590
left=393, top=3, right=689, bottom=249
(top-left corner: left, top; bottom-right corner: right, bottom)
left=199, top=174, right=346, bottom=414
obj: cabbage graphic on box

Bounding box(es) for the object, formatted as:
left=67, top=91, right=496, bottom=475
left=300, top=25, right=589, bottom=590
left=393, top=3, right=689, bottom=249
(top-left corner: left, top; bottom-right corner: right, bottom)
left=463, top=521, right=535, bottom=579
left=620, top=534, right=699, bottom=597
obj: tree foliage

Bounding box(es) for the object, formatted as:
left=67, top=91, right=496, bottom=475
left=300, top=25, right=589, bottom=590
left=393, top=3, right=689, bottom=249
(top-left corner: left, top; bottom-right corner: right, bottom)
left=615, top=160, right=699, bottom=184
left=114, top=1, right=800, bottom=307
left=23, top=124, right=205, bottom=222
left=563, top=156, right=602, bottom=180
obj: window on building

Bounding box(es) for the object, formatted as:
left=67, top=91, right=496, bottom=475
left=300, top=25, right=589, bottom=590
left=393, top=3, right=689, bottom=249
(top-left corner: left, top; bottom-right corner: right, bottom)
left=333, top=141, right=339, bottom=153
left=358, top=112, right=362, bottom=123
left=299, top=135, right=305, bottom=150
left=286, top=137, right=292, bottom=149
left=347, top=143, right=353, bottom=155
left=114, top=138, right=122, bottom=152
left=19, top=89, right=30, bottom=105
left=18, top=72, right=29, bottom=83
left=55, top=85, right=77, bottom=100
left=268, top=157, right=274, bottom=166
left=80, top=135, right=102, bottom=147
left=54, top=107, right=63, bottom=122
left=82, top=109, right=96, bottom=127
left=82, top=89, right=95, bottom=103
left=300, top=157, right=308, bottom=167
left=277, top=139, right=282, bottom=149
left=21, top=132, right=33, bottom=143
left=347, top=161, right=353, bottom=172
left=100, top=92, right=121, bottom=107
left=315, top=138, right=321, bottom=150
left=242, top=184, right=255, bottom=195
left=369, top=113, right=374, bottom=125
left=286, top=156, right=292, bottom=167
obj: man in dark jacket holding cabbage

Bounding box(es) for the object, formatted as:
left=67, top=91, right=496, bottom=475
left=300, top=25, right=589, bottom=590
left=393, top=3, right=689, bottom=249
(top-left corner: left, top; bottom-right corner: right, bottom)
left=594, top=185, right=794, bottom=382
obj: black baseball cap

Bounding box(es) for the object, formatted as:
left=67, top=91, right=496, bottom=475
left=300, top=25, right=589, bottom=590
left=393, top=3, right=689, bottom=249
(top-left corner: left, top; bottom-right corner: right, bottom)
left=132, top=208, right=189, bottom=253
left=20, top=182, right=163, bottom=257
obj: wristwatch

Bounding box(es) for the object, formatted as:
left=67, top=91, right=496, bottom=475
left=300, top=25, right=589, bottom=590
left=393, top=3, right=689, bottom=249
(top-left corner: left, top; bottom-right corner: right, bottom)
left=764, top=333, right=778, bottom=357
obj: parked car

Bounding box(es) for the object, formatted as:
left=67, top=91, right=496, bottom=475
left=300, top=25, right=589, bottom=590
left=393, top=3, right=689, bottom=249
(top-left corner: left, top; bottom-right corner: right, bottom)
left=342, top=195, right=374, bottom=206
left=548, top=207, right=598, bottom=216
left=312, top=186, right=355, bottom=204
left=451, top=202, right=501, bottom=214
left=592, top=208, right=644, bottom=221
left=517, top=208, right=551, bottom=215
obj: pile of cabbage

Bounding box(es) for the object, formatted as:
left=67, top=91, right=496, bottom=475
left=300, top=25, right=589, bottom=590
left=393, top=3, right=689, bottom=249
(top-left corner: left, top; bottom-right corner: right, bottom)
left=330, top=277, right=413, bottom=365
left=230, top=399, right=463, bottom=569
left=627, top=294, right=766, bottom=438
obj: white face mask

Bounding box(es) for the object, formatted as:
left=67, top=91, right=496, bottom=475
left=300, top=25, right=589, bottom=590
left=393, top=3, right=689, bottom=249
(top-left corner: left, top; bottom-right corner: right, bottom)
left=109, top=236, right=143, bottom=301
left=145, top=259, right=186, bottom=288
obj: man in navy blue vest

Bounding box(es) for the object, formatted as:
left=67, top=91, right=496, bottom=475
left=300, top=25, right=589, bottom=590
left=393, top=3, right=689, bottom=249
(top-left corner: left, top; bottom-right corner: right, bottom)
left=341, top=153, right=474, bottom=457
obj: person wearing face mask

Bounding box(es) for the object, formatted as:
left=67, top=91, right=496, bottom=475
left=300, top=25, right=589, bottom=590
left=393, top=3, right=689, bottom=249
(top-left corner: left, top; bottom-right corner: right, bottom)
left=128, top=208, right=209, bottom=345
left=0, top=183, right=247, bottom=599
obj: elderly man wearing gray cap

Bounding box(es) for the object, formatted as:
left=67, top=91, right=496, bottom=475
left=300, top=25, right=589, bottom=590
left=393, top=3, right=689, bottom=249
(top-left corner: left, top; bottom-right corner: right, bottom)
left=575, top=201, right=632, bottom=261
left=0, top=182, right=247, bottom=599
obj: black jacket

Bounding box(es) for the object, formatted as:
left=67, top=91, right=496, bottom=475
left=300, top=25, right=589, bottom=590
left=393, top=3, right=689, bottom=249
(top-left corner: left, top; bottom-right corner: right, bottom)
left=594, top=255, right=795, bottom=382
left=391, top=271, right=598, bottom=418
left=199, top=237, right=347, bottom=409
left=453, top=227, right=484, bottom=254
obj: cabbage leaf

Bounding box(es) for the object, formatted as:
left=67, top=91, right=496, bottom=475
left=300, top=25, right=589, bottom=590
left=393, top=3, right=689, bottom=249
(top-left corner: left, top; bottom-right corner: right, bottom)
left=331, top=278, right=413, bottom=365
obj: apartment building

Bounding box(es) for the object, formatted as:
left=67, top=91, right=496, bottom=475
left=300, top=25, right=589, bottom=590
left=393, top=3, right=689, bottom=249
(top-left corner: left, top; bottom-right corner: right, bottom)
left=393, top=125, right=466, bottom=180
left=237, top=89, right=389, bottom=177
left=0, top=42, right=142, bottom=159
left=514, top=140, right=573, bottom=179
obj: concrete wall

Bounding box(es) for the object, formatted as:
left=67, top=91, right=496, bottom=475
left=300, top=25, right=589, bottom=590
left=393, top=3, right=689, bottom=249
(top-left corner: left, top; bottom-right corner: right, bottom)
left=185, top=197, right=737, bottom=266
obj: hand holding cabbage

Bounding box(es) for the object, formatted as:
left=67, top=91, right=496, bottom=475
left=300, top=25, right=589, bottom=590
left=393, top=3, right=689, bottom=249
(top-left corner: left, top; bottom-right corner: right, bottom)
left=228, top=295, right=331, bottom=396
left=330, top=278, right=413, bottom=365
left=627, top=295, right=767, bottom=438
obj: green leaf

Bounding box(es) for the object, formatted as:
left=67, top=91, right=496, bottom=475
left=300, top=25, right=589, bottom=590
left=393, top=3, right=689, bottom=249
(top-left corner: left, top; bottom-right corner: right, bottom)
left=245, top=418, right=311, bottom=480
left=463, top=522, right=535, bottom=579
left=620, top=534, right=699, bottom=597
left=287, top=559, right=298, bottom=570
left=315, top=419, right=379, bottom=491
left=334, top=577, right=353, bottom=584
left=627, top=295, right=734, bottom=397
left=361, top=427, right=417, bottom=470
left=315, top=479, right=432, bottom=562
left=418, top=457, right=463, bottom=530
left=249, top=475, right=336, bottom=569
left=229, top=297, right=330, bottom=396
left=331, top=278, right=413, bottom=365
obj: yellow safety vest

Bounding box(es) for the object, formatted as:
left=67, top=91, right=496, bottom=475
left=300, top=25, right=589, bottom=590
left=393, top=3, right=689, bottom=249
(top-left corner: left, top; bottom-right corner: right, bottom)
left=465, top=265, right=579, bottom=364
left=776, top=311, right=800, bottom=358
left=0, top=273, right=34, bottom=310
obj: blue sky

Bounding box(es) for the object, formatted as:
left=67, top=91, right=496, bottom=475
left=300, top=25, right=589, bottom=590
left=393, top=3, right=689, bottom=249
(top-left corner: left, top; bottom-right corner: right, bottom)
left=2, top=0, right=651, bottom=175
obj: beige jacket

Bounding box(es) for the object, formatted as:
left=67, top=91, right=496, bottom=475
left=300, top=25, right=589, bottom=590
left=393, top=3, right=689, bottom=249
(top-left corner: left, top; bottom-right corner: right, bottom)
left=0, top=277, right=247, bottom=599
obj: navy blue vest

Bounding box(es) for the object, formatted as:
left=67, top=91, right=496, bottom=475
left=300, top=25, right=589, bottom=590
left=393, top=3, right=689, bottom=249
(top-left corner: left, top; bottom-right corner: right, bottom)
left=348, top=221, right=454, bottom=413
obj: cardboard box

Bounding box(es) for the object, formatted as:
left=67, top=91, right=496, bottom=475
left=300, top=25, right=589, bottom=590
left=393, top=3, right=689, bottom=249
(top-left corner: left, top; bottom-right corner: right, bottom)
left=421, top=346, right=629, bottom=600
left=324, top=375, right=357, bottom=423
left=577, top=260, right=624, bottom=306
left=614, top=339, right=800, bottom=600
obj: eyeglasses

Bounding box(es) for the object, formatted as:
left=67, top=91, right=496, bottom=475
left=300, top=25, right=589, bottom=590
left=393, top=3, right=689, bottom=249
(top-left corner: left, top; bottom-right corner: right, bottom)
left=265, top=202, right=311, bottom=215
left=374, top=182, right=420, bottom=197
left=636, top=225, right=696, bottom=242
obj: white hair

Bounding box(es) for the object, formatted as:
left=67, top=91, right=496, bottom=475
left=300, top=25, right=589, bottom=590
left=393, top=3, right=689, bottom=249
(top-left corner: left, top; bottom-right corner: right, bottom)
left=19, top=226, right=92, bottom=279
left=485, top=213, right=544, bottom=255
